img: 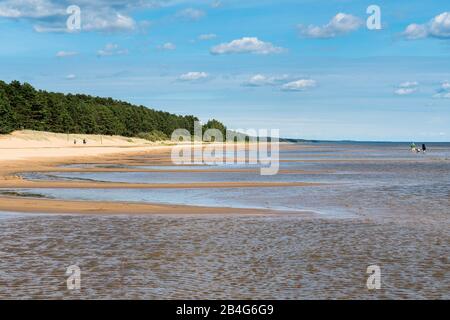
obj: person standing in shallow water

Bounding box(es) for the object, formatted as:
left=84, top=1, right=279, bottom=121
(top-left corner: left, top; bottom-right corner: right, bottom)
left=422, top=144, right=427, bottom=153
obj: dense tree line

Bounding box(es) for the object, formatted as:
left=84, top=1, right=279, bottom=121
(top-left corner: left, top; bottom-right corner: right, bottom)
left=0, top=80, right=224, bottom=138
left=202, top=119, right=228, bottom=140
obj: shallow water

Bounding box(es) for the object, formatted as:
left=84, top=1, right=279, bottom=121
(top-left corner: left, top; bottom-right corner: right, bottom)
left=23, top=170, right=322, bottom=184
left=1, top=142, right=449, bottom=299
left=18, top=142, right=450, bottom=222
left=0, top=214, right=448, bottom=299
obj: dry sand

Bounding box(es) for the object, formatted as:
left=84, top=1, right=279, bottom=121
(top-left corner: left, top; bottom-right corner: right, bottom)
left=0, top=130, right=174, bottom=161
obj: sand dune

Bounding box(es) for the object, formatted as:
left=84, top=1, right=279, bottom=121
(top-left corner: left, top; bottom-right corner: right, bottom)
left=0, top=130, right=173, bottom=161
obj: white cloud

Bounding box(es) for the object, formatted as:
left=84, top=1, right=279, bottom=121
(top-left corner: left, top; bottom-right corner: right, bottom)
left=399, top=81, right=419, bottom=88
left=244, top=74, right=271, bottom=86
left=282, top=79, right=317, bottom=91
left=0, top=0, right=63, bottom=18
left=210, top=37, right=285, bottom=55
left=65, top=74, right=76, bottom=80
left=394, top=81, right=419, bottom=96
left=395, top=88, right=418, bottom=96
left=198, top=33, right=217, bottom=41
left=157, top=42, right=176, bottom=51
left=243, top=74, right=290, bottom=87
left=0, top=0, right=138, bottom=33
left=175, top=8, right=205, bottom=21
left=429, top=12, right=450, bottom=38
left=403, top=24, right=428, bottom=40
left=403, top=12, right=450, bottom=40
left=0, top=0, right=177, bottom=19
left=433, top=81, right=450, bottom=99
left=298, top=13, right=363, bottom=39
left=178, top=71, right=209, bottom=81
left=56, top=50, right=78, bottom=57
left=442, top=81, right=450, bottom=90
left=97, top=43, right=129, bottom=57
left=83, top=11, right=136, bottom=32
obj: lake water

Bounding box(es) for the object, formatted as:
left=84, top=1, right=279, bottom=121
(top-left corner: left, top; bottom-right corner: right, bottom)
left=0, top=142, right=449, bottom=299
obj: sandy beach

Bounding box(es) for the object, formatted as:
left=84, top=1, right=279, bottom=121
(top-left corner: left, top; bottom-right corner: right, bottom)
left=0, top=130, right=316, bottom=215
left=0, top=130, right=174, bottom=160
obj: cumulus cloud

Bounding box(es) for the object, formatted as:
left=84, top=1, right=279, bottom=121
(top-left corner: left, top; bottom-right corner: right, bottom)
left=298, top=13, right=363, bottom=39
left=403, top=12, right=450, bottom=40
left=243, top=74, right=290, bottom=87
left=83, top=11, right=136, bottom=32
left=403, top=24, right=428, bottom=40
left=244, top=74, right=272, bottom=87
left=433, top=81, right=450, bottom=99
left=56, top=50, right=78, bottom=57
left=0, top=0, right=63, bottom=18
left=178, top=71, right=209, bottom=82
left=0, top=0, right=176, bottom=19
left=157, top=42, right=176, bottom=51
left=394, top=81, right=419, bottom=95
left=395, top=88, right=418, bottom=96
left=429, top=12, right=450, bottom=38
left=243, top=75, right=317, bottom=91
left=97, top=43, right=128, bottom=57
left=210, top=37, right=285, bottom=55
left=0, top=0, right=143, bottom=32
left=282, top=79, right=317, bottom=91
left=175, top=8, right=205, bottom=21
left=198, top=33, right=217, bottom=41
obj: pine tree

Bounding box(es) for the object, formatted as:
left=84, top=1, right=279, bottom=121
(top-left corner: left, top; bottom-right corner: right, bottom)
left=0, top=92, right=16, bottom=134
left=0, top=80, right=218, bottom=138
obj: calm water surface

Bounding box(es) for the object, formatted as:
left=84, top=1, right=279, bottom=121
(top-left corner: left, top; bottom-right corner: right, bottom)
left=0, top=142, right=449, bottom=299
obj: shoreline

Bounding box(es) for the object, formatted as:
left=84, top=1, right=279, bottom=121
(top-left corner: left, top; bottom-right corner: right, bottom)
left=0, top=130, right=314, bottom=215
left=0, top=195, right=307, bottom=216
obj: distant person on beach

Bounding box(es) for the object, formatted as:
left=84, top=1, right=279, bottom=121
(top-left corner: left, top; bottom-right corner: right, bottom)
left=410, top=142, right=417, bottom=152
left=74, top=139, right=76, bottom=145
left=422, top=144, right=426, bottom=153
left=83, top=139, right=86, bottom=145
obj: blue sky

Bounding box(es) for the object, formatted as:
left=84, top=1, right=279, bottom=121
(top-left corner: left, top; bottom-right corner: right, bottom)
left=0, top=0, right=449, bottom=141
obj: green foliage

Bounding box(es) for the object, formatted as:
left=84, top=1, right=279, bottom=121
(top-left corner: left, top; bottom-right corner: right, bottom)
left=136, top=130, right=169, bottom=142
left=0, top=90, right=16, bottom=134
left=0, top=80, right=199, bottom=137
left=202, top=119, right=227, bottom=141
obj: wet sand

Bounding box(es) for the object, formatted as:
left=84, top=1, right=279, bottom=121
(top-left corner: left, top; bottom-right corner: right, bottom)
left=0, top=131, right=314, bottom=215
left=0, top=196, right=301, bottom=216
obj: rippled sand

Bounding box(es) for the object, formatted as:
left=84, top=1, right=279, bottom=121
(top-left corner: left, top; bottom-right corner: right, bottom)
left=0, top=214, right=448, bottom=299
